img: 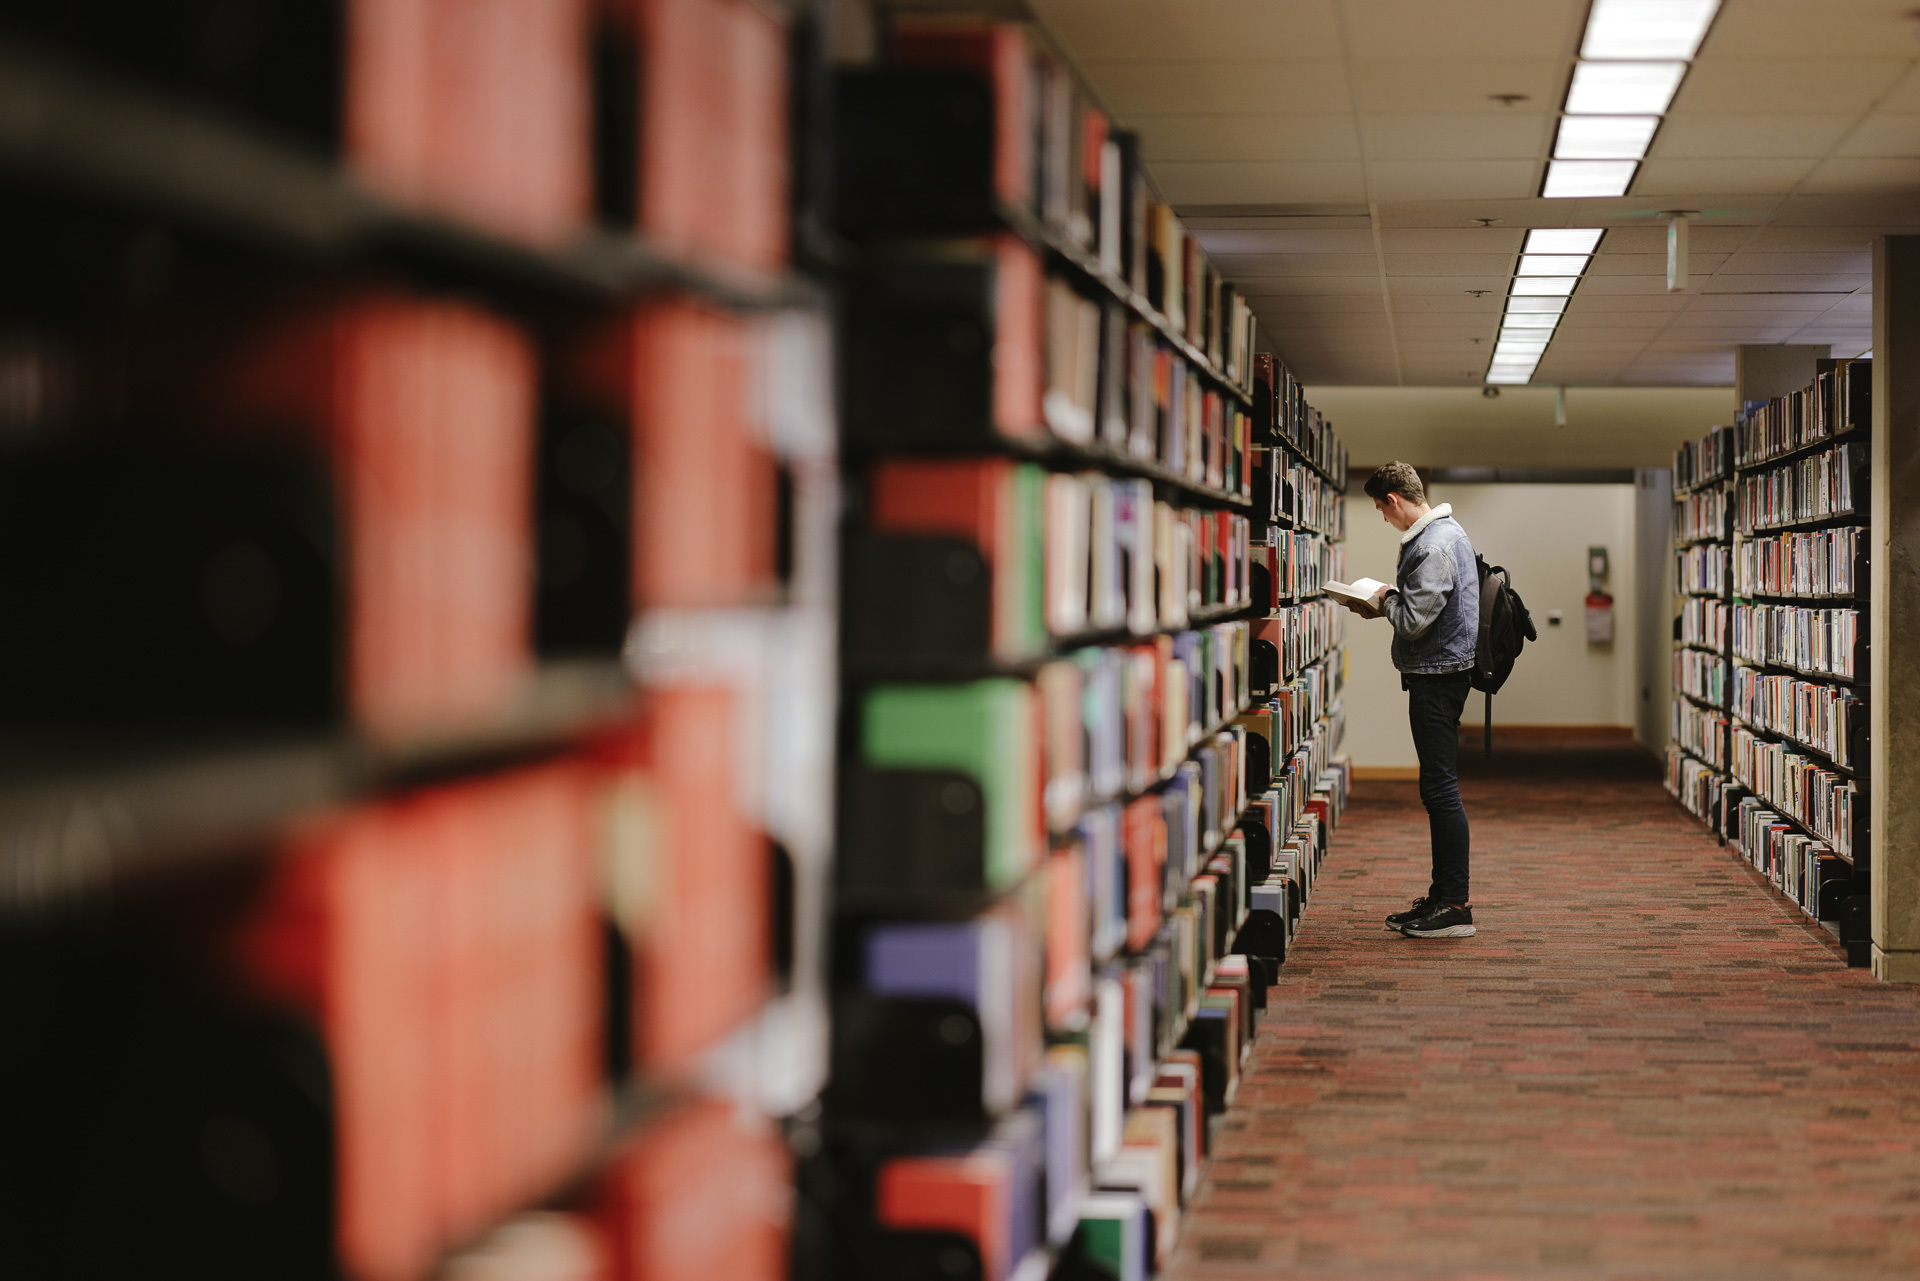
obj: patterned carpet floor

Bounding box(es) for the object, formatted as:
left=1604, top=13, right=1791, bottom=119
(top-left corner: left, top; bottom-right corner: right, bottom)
left=1171, top=748, right=1920, bottom=1279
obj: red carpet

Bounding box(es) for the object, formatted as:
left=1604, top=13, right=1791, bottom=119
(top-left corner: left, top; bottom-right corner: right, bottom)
left=1173, top=750, right=1920, bottom=1279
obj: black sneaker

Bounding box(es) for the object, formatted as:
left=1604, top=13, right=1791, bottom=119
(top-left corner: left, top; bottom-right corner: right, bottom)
left=1400, top=902, right=1475, bottom=938
left=1384, top=897, right=1429, bottom=931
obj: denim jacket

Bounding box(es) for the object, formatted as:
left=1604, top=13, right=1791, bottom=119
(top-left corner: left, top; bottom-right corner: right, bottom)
left=1380, top=504, right=1479, bottom=676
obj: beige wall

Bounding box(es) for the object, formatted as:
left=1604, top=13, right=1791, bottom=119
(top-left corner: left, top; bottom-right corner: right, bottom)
left=1340, top=483, right=1639, bottom=769
left=1308, top=386, right=1736, bottom=470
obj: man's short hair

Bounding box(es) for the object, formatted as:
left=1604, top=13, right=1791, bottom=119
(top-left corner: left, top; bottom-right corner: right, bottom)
left=1364, top=461, right=1425, bottom=506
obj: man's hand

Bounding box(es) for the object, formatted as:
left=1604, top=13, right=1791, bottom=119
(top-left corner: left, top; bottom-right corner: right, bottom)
left=1341, top=595, right=1381, bottom=620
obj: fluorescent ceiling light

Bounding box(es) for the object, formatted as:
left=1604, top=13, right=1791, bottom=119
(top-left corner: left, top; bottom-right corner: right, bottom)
left=1517, top=254, right=1591, bottom=276
left=1501, top=313, right=1560, bottom=329
left=1565, top=61, right=1685, bottom=116
left=1555, top=115, right=1659, bottom=160
left=1500, top=328, right=1555, bottom=345
left=1542, top=159, right=1637, bottom=199
left=1582, top=0, right=1719, bottom=61
left=1506, top=295, right=1568, bottom=314
left=1490, top=354, right=1540, bottom=369
left=1525, top=229, right=1604, bottom=255
left=1510, top=276, right=1580, bottom=296
left=1487, top=371, right=1533, bottom=385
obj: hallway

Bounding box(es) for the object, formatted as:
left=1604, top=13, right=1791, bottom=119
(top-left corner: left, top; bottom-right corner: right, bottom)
left=1173, top=749, right=1920, bottom=1279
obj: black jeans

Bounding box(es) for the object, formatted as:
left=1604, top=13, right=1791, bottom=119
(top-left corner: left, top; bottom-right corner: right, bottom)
left=1406, top=671, right=1472, bottom=905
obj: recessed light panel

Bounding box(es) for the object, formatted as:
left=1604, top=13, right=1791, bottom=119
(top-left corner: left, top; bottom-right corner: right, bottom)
left=1506, top=296, right=1569, bottom=314
left=1502, top=312, right=1560, bottom=329
left=1582, top=0, right=1720, bottom=61
left=1509, top=276, right=1581, bottom=296
left=1517, top=254, right=1592, bottom=276
left=1554, top=115, right=1660, bottom=160
left=1542, top=159, right=1637, bottom=199
left=1525, top=229, right=1604, bottom=255
left=1564, top=61, right=1686, bottom=115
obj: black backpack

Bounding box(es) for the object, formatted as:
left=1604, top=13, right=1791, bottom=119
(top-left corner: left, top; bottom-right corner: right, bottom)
left=1469, top=554, right=1538, bottom=752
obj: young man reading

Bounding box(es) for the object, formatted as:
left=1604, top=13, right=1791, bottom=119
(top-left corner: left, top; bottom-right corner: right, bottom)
left=1344, top=462, right=1479, bottom=939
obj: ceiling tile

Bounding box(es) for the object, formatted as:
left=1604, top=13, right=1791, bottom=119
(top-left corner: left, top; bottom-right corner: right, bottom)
left=1632, top=157, right=1821, bottom=197
left=1381, top=273, right=1517, bottom=295
left=1382, top=253, right=1519, bottom=276
left=1355, top=60, right=1572, bottom=114
left=1716, top=250, right=1872, bottom=274
left=1150, top=160, right=1369, bottom=205
left=1390, top=295, right=1509, bottom=314
left=1032, top=0, right=1344, bottom=62
left=1595, top=225, right=1755, bottom=254
left=1364, top=113, right=1553, bottom=160
left=1798, top=157, right=1920, bottom=194
left=1877, top=63, right=1920, bottom=113
left=1239, top=275, right=1386, bottom=296
left=1133, top=113, right=1363, bottom=163
left=1681, top=291, right=1857, bottom=311
left=1673, top=59, right=1910, bottom=116
left=1082, top=60, right=1349, bottom=115
left=1196, top=228, right=1378, bottom=254
left=1215, top=252, right=1380, bottom=278
left=1834, top=114, right=1920, bottom=159
left=1701, top=0, right=1920, bottom=58
left=1243, top=293, right=1387, bottom=313
left=1565, top=294, right=1693, bottom=312
left=1701, top=273, right=1867, bottom=293
left=1342, top=0, right=1584, bottom=59
left=1587, top=252, right=1731, bottom=277
left=1650, top=114, right=1858, bottom=160
left=1369, top=159, right=1540, bottom=201
left=1744, top=225, right=1879, bottom=249
left=1378, top=228, right=1527, bottom=253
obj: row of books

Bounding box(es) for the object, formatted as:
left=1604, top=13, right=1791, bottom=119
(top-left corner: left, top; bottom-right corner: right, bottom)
left=1731, top=728, right=1860, bottom=860
left=1732, top=441, right=1862, bottom=533
left=845, top=241, right=1253, bottom=506
left=1674, top=648, right=1728, bottom=709
left=861, top=621, right=1252, bottom=892
left=1680, top=596, right=1729, bottom=651
left=1676, top=542, right=1728, bottom=596
left=9, top=287, right=804, bottom=738
left=848, top=729, right=1350, bottom=1281
left=1262, top=600, right=1348, bottom=684
left=1252, top=529, right=1344, bottom=606
left=218, top=707, right=779, bottom=1281
left=1673, top=486, right=1729, bottom=544
left=864, top=458, right=1252, bottom=663
left=1735, top=359, right=1871, bottom=468
left=837, top=20, right=1254, bottom=394
left=430, top=1099, right=789, bottom=1281
left=1732, top=526, right=1864, bottom=600
left=1730, top=603, right=1862, bottom=680
left=1672, top=425, right=1735, bottom=492
left=7, top=0, right=793, bottom=263
left=1732, top=669, right=1863, bottom=771
left=1667, top=747, right=1731, bottom=827
left=1733, top=796, right=1848, bottom=923
left=1268, top=447, right=1347, bottom=536
left=1255, top=357, right=1348, bottom=487
left=1672, top=698, right=1730, bottom=769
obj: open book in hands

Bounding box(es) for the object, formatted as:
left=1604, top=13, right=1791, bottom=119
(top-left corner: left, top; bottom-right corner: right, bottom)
left=1327, top=577, right=1390, bottom=618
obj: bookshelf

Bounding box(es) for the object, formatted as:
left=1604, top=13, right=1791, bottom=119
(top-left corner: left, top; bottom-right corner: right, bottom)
left=1665, top=425, right=1734, bottom=834
left=2, top=4, right=831, bottom=1281
left=1668, top=361, right=1873, bottom=966
left=815, top=14, right=1352, bottom=1280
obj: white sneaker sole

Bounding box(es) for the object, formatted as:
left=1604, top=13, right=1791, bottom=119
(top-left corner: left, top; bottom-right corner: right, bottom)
left=1401, top=923, right=1476, bottom=938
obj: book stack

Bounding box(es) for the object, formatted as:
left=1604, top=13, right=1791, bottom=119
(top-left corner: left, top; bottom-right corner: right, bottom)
left=819, top=15, right=1353, bottom=1279
left=1670, top=360, right=1874, bottom=965
left=1665, top=423, right=1737, bottom=834
left=0, top=3, right=828, bottom=1278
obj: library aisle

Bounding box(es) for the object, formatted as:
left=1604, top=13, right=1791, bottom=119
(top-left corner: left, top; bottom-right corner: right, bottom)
left=1172, top=747, right=1920, bottom=1279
